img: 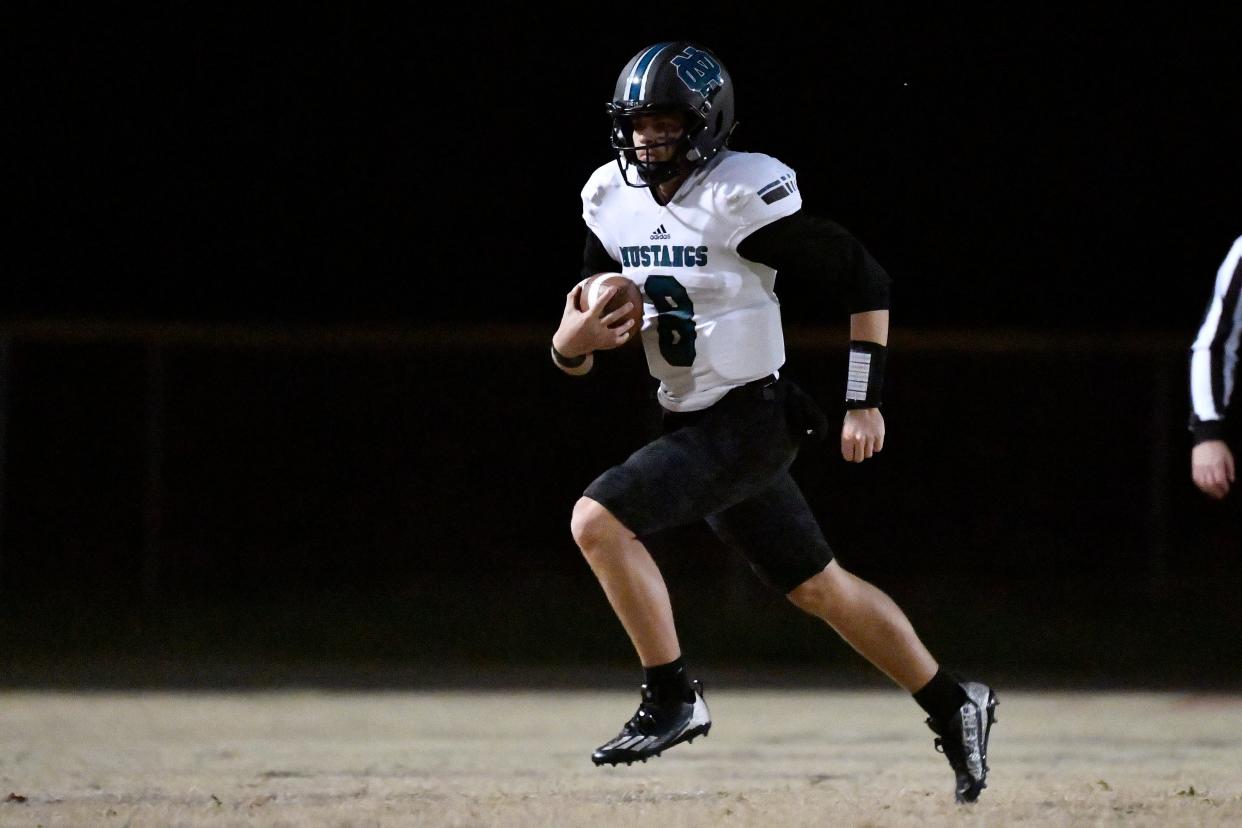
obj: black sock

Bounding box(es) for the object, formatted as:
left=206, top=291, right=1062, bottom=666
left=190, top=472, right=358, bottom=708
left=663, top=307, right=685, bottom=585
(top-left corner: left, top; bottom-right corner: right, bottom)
left=913, top=668, right=969, bottom=723
left=643, top=657, right=694, bottom=704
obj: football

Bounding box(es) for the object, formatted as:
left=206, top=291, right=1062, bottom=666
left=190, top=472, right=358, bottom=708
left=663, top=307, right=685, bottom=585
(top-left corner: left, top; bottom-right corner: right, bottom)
left=578, top=273, right=644, bottom=344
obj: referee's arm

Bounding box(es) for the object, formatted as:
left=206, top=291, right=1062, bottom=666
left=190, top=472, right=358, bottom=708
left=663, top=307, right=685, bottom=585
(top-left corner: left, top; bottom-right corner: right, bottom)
left=1189, top=236, right=1242, bottom=442
left=1189, top=235, right=1241, bottom=499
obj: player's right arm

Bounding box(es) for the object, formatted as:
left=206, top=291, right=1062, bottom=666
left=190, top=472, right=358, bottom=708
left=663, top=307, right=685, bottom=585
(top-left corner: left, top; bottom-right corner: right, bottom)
left=551, top=283, right=635, bottom=376
left=553, top=221, right=632, bottom=375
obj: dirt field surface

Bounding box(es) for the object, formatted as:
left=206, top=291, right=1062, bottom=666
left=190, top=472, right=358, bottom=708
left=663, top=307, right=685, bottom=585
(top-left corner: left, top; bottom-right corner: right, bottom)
left=2, top=688, right=1240, bottom=826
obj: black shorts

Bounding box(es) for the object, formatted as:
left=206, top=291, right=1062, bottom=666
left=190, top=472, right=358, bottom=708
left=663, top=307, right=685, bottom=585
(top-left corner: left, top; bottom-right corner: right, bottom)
left=583, top=375, right=834, bottom=594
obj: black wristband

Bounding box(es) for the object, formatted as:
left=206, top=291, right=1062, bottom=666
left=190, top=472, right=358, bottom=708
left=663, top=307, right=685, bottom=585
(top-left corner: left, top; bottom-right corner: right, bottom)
left=1189, top=416, right=1226, bottom=444
left=551, top=343, right=587, bottom=369
left=845, top=340, right=886, bottom=409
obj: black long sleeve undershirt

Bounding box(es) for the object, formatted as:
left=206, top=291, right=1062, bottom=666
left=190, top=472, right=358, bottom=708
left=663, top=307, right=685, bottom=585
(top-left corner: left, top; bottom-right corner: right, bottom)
left=738, top=212, right=891, bottom=314
left=581, top=232, right=622, bottom=280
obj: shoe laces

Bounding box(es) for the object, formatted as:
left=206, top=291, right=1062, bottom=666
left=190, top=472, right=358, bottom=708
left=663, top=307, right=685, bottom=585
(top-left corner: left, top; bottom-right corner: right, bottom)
left=623, top=684, right=676, bottom=735
left=625, top=705, right=655, bottom=734
left=618, top=690, right=660, bottom=734
left=927, top=717, right=967, bottom=769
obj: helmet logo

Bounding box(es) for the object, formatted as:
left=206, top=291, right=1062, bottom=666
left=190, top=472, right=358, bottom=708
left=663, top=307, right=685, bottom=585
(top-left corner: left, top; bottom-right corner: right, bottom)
left=670, top=47, right=722, bottom=98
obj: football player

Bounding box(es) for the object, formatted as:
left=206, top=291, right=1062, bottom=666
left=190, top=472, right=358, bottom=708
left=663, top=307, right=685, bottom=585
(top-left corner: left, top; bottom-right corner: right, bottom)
left=551, top=41, right=997, bottom=804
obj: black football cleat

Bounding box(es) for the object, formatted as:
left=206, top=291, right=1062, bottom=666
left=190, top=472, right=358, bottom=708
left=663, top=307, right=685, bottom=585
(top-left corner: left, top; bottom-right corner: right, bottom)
left=591, top=680, right=711, bottom=766
left=926, top=681, right=998, bottom=803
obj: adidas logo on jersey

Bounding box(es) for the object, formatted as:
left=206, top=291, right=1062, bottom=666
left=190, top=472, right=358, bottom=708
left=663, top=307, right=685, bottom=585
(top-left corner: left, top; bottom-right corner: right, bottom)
left=650, top=224, right=671, bottom=240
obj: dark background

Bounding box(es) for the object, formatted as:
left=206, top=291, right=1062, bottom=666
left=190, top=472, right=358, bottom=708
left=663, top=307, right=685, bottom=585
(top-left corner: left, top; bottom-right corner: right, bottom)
left=4, top=7, right=1241, bottom=688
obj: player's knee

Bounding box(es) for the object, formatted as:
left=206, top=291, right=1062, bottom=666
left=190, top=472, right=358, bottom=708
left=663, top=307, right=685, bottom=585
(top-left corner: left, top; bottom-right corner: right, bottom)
left=787, top=574, right=829, bottom=615
left=787, top=564, right=847, bottom=618
left=570, top=497, right=620, bottom=555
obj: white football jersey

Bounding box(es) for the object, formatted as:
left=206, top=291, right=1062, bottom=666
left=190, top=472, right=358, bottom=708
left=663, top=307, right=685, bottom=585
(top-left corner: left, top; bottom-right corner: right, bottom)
left=581, top=149, right=802, bottom=411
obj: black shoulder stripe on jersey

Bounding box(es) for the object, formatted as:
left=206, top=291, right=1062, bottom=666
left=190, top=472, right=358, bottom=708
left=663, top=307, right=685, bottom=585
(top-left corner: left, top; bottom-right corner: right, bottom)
left=760, top=187, right=792, bottom=205
left=758, top=175, right=798, bottom=205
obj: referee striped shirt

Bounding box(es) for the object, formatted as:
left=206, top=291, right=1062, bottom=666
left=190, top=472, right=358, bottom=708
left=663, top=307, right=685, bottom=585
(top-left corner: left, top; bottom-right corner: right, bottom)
left=1189, top=235, right=1242, bottom=443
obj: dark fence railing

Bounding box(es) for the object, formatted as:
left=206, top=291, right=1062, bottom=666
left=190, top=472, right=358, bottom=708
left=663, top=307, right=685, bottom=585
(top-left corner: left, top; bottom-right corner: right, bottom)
left=0, top=319, right=1235, bottom=684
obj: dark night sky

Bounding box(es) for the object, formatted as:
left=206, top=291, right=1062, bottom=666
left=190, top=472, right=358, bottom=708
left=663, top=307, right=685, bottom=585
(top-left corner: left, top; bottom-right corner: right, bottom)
left=12, top=6, right=1242, bottom=333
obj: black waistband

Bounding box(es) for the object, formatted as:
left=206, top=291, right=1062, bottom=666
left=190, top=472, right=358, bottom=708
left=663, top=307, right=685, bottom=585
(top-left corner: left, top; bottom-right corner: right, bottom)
left=663, top=375, right=781, bottom=430
left=741, top=374, right=780, bottom=401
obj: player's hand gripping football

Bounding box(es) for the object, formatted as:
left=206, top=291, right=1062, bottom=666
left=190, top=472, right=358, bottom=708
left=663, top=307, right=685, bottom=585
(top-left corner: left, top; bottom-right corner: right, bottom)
left=553, top=284, right=636, bottom=357
left=841, top=408, right=885, bottom=463
left=1192, top=439, right=1235, bottom=500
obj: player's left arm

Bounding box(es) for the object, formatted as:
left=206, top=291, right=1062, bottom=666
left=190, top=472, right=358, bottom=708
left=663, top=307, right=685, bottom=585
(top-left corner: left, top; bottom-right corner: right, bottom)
left=737, top=211, right=892, bottom=463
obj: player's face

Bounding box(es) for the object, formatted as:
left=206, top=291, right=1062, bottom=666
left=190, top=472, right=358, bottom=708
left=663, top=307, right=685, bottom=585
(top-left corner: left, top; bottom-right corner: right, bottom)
left=630, top=112, right=685, bottom=163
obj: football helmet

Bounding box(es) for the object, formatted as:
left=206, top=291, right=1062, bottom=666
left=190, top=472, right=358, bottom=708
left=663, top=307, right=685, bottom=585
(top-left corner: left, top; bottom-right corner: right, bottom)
left=607, top=42, right=736, bottom=187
